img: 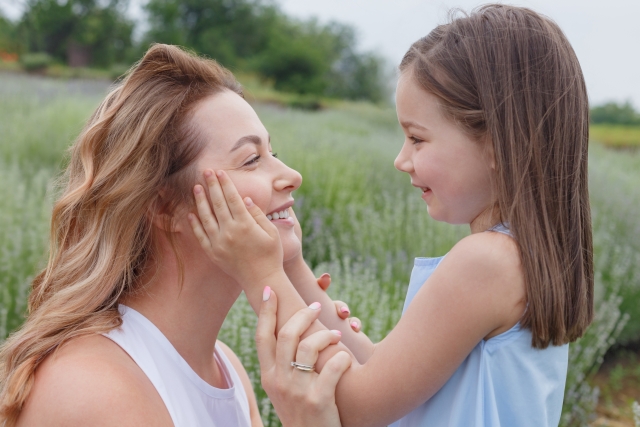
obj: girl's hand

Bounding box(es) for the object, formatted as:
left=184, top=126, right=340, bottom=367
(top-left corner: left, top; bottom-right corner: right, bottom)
left=318, top=274, right=363, bottom=333
left=256, top=287, right=352, bottom=427
left=189, top=169, right=283, bottom=287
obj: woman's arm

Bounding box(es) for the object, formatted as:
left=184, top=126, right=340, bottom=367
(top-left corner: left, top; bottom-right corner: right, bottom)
left=190, top=170, right=525, bottom=427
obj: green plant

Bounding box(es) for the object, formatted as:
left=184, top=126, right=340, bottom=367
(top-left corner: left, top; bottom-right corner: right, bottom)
left=19, top=52, right=52, bottom=72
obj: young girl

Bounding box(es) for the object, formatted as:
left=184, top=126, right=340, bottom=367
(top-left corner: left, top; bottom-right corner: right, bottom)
left=189, top=4, right=593, bottom=426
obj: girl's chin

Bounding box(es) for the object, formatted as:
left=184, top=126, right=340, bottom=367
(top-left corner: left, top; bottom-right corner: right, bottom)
left=280, top=236, right=302, bottom=263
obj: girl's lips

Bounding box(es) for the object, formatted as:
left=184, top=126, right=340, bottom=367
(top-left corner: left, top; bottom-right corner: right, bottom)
left=421, top=188, right=433, bottom=201
left=272, top=217, right=295, bottom=227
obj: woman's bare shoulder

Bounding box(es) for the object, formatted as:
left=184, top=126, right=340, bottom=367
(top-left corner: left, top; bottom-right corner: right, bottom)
left=17, top=334, right=173, bottom=427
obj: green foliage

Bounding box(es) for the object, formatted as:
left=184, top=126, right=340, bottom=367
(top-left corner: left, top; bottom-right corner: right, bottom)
left=143, top=0, right=388, bottom=102
left=19, top=0, right=134, bottom=67
left=591, top=101, right=640, bottom=126
left=19, top=52, right=52, bottom=71
left=1, top=75, right=639, bottom=425
left=0, top=12, right=18, bottom=53
left=591, top=124, right=640, bottom=149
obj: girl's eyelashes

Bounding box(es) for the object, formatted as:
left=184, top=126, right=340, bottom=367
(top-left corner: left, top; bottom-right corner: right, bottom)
left=409, top=136, right=424, bottom=144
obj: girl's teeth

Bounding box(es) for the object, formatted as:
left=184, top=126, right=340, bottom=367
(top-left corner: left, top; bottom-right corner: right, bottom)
left=268, top=209, right=291, bottom=221
left=272, top=212, right=280, bottom=220
left=267, top=214, right=272, bottom=220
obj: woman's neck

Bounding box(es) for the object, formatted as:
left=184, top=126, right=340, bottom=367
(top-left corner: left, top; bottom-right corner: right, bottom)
left=122, top=244, right=241, bottom=387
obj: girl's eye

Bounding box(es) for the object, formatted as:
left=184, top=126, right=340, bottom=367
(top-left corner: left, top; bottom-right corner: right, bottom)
left=410, top=136, right=424, bottom=144
left=243, top=155, right=260, bottom=167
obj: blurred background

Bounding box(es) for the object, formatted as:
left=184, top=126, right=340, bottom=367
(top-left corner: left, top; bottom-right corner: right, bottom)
left=0, top=1, right=639, bottom=426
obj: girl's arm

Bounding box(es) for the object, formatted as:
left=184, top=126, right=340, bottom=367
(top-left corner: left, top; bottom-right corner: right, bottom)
left=190, top=170, right=525, bottom=427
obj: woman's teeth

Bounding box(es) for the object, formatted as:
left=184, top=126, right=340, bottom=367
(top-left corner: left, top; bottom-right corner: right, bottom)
left=267, top=210, right=290, bottom=221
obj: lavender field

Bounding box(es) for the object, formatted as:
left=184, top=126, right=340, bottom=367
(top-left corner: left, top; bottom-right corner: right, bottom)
left=1, top=73, right=639, bottom=426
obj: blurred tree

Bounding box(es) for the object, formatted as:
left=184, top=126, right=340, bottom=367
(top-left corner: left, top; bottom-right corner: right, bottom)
left=144, top=0, right=389, bottom=102
left=19, top=0, right=134, bottom=67
left=591, top=101, right=640, bottom=126
left=0, top=11, right=19, bottom=54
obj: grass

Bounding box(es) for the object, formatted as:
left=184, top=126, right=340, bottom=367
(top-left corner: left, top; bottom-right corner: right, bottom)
left=591, top=124, right=640, bottom=149
left=1, top=72, right=639, bottom=426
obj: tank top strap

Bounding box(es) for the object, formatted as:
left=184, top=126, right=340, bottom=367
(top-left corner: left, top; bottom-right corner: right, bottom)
left=486, top=222, right=512, bottom=237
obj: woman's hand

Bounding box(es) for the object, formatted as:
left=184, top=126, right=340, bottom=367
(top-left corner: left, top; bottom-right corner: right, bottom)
left=256, top=287, right=352, bottom=427
left=189, top=169, right=284, bottom=288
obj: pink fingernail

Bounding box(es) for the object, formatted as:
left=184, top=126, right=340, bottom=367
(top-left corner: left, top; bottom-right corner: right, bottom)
left=263, top=286, right=271, bottom=302
left=309, top=302, right=321, bottom=310
left=216, top=170, right=224, bottom=178
left=331, top=330, right=342, bottom=336
left=320, top=273, right=330, bottom=279
left=204, top=170, right=213, bottom=177
left=340, top=307, right=350, bottom=314
left=244, top=197, right=253, bottom=207
left=194, top=185, right=202, bottom=194
left=351, top=321, right=358, bottom=329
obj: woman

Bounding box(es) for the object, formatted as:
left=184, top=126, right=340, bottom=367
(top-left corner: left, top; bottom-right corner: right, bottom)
left=0, top=44, right=352, bottom=427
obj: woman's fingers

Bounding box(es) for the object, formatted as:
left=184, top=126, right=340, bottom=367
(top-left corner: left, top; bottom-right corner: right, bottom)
left=275, top=302, right=323, bottom=372
left=317, top=273, right=331, bottom=291
left=255, top=287, right=278, bottom=371
left=315, top=351, right=352, bottom=399
left=294, top=329, right=342, bottom=368
left=349, top=317, right=362, bottom=333
left=203, top=169, right=232, bottom=223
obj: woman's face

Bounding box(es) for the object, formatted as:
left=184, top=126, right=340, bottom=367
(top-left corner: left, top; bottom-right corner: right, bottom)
left=190, top=90, right=303, bottom=262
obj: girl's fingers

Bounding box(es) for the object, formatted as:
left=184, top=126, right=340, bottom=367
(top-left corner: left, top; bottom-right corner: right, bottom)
left=255, top=287, right=278, bottom=371
left=243, top=197, right=277, bottom=234
left=193, top=184, right=220, bottom=236
left=348, top=317, right=362, bottom=333
left=333, top=300, right=349, bottom=319
left=187, top=212, right=212, bottom=251
left=203, top=169, right=232, bottom=223
left=216, top=170, right=251, bottom=220
left=315, top=351, right=352, bottom=399
left=317, top=273, right=331, bottom=291
left=294, top=330, right=342, bottom=369
left=275, top=303, right=323, bottom=373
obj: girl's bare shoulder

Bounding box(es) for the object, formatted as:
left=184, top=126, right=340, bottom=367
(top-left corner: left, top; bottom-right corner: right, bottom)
left=17, top=334, right=172, bottom=427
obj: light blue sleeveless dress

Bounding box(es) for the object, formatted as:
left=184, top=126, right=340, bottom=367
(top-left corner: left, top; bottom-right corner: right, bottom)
left=390, top=224, right=568, bottom=427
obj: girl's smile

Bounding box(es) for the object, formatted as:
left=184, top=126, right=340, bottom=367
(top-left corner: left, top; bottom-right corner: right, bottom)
left=394, top=70, right=496, bottom=230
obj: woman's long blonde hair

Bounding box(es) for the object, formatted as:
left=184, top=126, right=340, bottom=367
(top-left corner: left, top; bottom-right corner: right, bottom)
left=0, top=44, right=242, bottom=424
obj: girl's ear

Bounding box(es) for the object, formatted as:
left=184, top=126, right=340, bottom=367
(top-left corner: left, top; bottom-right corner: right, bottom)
left=484, top=135, right=497, bottom=171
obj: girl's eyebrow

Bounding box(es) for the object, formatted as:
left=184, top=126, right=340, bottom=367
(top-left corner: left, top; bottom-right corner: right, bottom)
left=400, top=120, right=429, bottom=131
left=230, top=134, right=270, bottom=152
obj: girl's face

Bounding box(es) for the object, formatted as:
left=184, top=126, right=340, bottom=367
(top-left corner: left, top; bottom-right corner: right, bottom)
left=190, top=91, right=303, bottom=262
left=394, top=71, right=495, bottom=229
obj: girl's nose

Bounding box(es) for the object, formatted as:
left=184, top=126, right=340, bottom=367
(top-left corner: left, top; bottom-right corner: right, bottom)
left=394, top=143, right=413, bottom=173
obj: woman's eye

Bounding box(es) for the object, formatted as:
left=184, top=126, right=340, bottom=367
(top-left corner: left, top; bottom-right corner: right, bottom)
left=410, top=136, right=424, bottom=144
left=243, top=155, right=260, bottom=167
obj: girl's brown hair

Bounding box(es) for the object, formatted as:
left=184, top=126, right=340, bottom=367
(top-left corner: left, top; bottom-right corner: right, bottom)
left=400, top=4, right=593, bottom=348
left=0, top=44, right=242, bottom=424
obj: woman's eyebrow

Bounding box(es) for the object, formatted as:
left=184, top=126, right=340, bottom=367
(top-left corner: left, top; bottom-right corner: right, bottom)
left=230, top=135, right=262, bottom=152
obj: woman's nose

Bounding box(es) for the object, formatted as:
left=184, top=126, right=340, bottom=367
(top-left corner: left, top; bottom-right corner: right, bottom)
left=394, top=143, right=413, bottom=173
left=275, top=162, right=302, bottom=193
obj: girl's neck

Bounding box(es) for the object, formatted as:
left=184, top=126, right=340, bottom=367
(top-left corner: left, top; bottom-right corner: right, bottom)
left=469, top=205, right=502, bottom=234
left=122, top=244, right=241, bottom=388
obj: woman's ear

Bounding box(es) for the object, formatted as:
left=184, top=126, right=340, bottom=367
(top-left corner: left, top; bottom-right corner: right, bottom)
left=148, top=190, right=183, bottom=233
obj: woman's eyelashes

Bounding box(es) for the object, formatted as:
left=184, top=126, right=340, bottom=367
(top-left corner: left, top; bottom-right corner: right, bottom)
left=242, top=152, right=278, bottom=167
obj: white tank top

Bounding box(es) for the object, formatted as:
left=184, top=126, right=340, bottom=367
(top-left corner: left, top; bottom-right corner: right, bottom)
left=104, top=305, right=252, bottom=427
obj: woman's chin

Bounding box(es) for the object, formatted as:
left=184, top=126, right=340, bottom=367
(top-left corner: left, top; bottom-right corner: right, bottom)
left=280, top=233, right=302, bottom=264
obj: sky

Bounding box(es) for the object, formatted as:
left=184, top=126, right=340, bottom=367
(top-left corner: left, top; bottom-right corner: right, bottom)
left=278, top=0, right=639, bottom=108
left=1, top=0, right=637, bottom=107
